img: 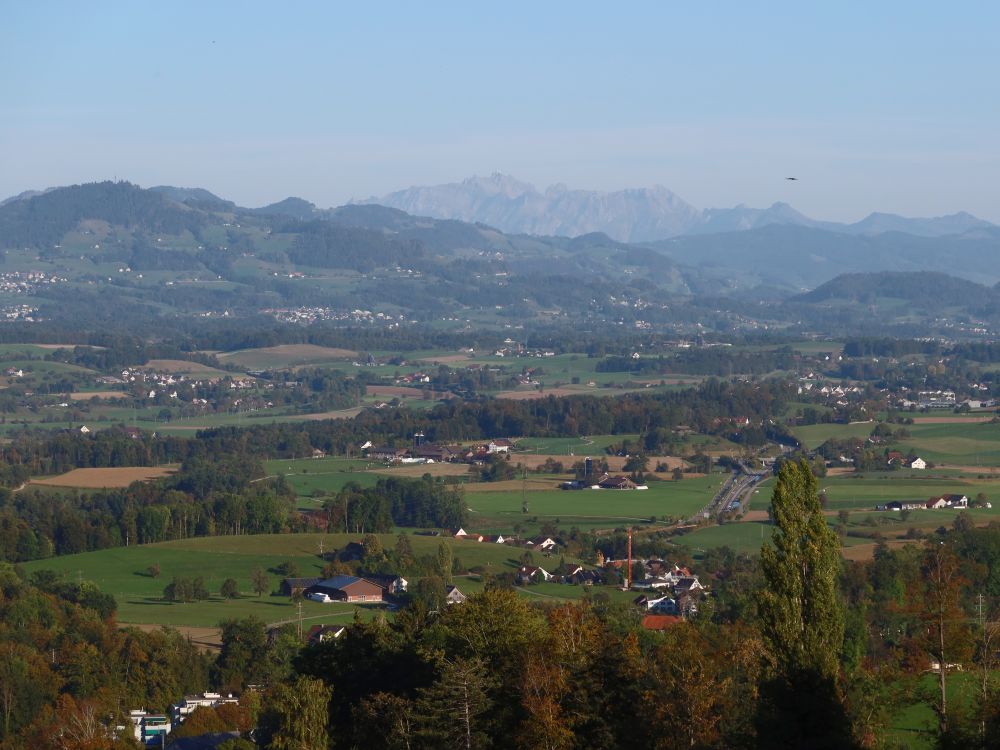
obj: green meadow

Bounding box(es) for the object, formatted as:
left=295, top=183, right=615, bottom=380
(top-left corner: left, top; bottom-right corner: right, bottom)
left=674, top=522, right=775, bottom=555
left=21, top=533, right=536, bottom=628
left=464, top=475, right=727, bottom=531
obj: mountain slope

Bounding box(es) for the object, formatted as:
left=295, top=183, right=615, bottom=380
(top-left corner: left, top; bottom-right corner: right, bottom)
left=369, top=174, right=996, bottom=242
left=367, top=173, right=703, bottom=242
left=654, top=224, right=1000, bottom=289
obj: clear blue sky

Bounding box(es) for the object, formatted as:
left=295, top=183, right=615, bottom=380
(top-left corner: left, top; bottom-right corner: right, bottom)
left=2, top=2, right=998, bottom=221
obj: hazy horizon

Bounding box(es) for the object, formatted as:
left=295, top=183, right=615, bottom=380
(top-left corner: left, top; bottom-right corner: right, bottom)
left=3, top=2, right=998, bottom=223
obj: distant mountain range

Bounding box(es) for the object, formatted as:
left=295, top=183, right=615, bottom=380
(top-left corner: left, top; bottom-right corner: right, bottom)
left=364, top=172, right=996, bottom=243
left=1, top=180, right=1000, bottom=336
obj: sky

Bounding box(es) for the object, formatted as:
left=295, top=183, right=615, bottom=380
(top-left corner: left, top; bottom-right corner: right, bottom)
left=2, top=2, right=999, bottom=222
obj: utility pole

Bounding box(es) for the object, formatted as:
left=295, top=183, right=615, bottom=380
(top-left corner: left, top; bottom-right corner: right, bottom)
left=625, top=527, right=633, bottom=590
left=297, top=601, right=303, bottom=641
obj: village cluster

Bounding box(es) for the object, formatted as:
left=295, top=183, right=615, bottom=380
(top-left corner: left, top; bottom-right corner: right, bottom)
left=261, top=306, right=406, bottom=326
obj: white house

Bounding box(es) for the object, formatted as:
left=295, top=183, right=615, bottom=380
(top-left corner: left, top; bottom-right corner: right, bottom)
left=910, top=457, right=926, bottom=470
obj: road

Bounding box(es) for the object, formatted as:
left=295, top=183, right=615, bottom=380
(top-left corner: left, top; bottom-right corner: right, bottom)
left=689, top=469, right=768, bottom=523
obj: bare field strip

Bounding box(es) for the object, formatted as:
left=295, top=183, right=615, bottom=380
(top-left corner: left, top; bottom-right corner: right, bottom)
left=371, top=463, right=472, bottom=478
left=69, top=391, right=125, bottom=400
left=367, top=385, right=442, bottom=398
left=496, top=388, right=582, bottom=400
left=463, top=478, right=566, bottom=493
left=32, top=466, right=177, bottom=488
left=841, top=540, right=915, bottom=561
left=509, top=454, right=687, bottom=472
left=417, top=353, right=473, bottom=364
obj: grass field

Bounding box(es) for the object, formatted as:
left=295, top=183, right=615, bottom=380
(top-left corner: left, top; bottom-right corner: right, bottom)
left=515, top=435, right=638, bottom=454
left=464, top=475, right=727, bottom=531
left=811, top=474, right=1000, bottom=511
left=900, top=421, right=1000, bottom=466
left=674, top=522, right=775, bottom=555
left=793, top=421, right=878, bottom=450
left=264, top=457, right=383, bottom=501
left=217, top=345, right=357, bottom=371
left=20, top=533, right=537, bottom=628
left=142, top=359, right=230, bottom=375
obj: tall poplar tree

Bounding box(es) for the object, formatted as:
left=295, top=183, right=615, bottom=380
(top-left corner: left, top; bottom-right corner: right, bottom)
left=756, top=459, right=855, bottom=749
left=758, top=459, right=844, bottom=678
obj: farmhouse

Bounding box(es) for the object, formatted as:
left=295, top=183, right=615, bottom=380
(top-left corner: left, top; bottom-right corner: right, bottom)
left=306, top=575, right=383, bottom=603
left=596, top=475, right=637, bottom=490
left=370, top=446, right=408, bottom=461
left=362, top=574, right=408, bottom=595
left=517, top=565, right=553, bottom=584
left=307, top=624, right=346, bottom=644
left=445, top=584, right=467, bottom=604
left=930, top=494, right=968, bottom=509
left=641, top=614, right=682, bottom=631
left=412, top=444, right=461, bottom=462
left=279, top=577, right=322, bottom=596
left=488, top=439, right=514, bottom=454
left=910, top=457, right=926, bottom=470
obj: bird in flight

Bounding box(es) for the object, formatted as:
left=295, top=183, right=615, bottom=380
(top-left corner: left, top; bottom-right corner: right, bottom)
left=785, top=177, right=798, bottom=181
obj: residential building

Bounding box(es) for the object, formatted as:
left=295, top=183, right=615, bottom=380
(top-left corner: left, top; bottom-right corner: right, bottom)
left=306, top=575, right=383, bottom=603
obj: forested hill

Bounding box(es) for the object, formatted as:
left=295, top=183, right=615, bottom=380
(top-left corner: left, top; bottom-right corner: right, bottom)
left=0, top=181, right=205, bottom=248
left=2, top=180, right=1000, bottom=338
left=796, top=271, right=1000, bottom=309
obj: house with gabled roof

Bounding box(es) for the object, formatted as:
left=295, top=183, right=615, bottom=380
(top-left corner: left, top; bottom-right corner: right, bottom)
left=641, top=614, right=682, bottom=631
left=307, top=624, right=346, bottom=645
left=307, top=575, right=383, bottom=603
left=279, top=577, right=322, bottom=596
left=596, top=475, right=637, bottom=490
left=517, top=565, right=553, bottom=584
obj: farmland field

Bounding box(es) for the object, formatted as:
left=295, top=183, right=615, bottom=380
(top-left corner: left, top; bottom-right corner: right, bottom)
left=464, top=476, right=727, bottom=531
left=792, top=421, right=878, bottom=450
left=674, top=521, right=775, bottom=555
left=142, top=359, right=230, bottom=375
left=810, top=474, right=1000, bottom=511
left=217, top=344, right=357, bottom=370
left=899, top=421, right=1000, bottom=466
left=19, top=533, right=572, bottom=628
left=30, top=466, right=178, bottom=488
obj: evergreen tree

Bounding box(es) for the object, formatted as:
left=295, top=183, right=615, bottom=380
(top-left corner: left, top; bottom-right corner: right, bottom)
left=415, top=657, right=492, bottom=750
